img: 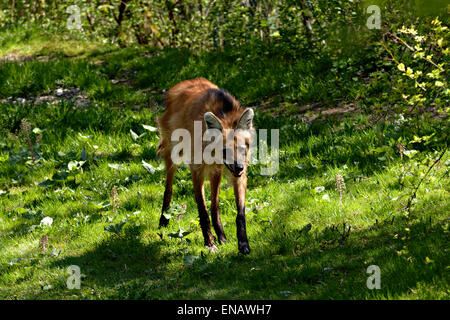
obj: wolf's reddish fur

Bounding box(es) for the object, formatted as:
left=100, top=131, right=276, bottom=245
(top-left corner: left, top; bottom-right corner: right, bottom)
left=157, top=78, right=253, bottom=254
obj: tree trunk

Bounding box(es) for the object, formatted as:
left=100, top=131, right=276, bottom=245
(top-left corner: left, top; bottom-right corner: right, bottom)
left=166, top=0, right=180, bottom=46
left=117, top=0, right=130, bottom=27
left=299, top=0, right=313, bottom=39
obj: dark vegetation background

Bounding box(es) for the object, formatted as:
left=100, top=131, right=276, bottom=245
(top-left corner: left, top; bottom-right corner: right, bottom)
left=0, top=0, right=448, bottom=299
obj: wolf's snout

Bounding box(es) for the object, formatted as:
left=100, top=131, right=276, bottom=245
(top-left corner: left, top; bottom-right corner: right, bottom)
left=234, top=163, right=244, bottom=174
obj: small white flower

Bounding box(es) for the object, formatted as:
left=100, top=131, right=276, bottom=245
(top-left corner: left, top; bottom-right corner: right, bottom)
left=40, top=217, right=53, bottom=227
left=16, top=98, right=26, bottom=105
left=315, top=186, right=325, bottom=193
left=322, top=194, right=330, bottom=201
left=414, top=35, right=425, bottom=42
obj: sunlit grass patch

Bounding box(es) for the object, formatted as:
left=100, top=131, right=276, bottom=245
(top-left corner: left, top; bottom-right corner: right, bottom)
left=0, top=37, right=448, bottom=300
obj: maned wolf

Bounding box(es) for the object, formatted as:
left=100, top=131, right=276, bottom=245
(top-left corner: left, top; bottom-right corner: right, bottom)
left=157, top=78, right=254, bottom=254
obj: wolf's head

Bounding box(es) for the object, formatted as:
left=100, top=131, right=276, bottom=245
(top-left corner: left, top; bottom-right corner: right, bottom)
left=204, top=107, right=254, bottom=177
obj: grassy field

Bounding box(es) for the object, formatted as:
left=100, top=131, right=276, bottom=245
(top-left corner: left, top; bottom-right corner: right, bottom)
left=0, top=31, right=449, bottom=300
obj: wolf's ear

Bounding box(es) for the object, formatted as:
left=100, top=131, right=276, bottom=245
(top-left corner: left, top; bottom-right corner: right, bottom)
left=204, top=112, right=223, bottom=131
left=236, top=108, right=254, bottom=130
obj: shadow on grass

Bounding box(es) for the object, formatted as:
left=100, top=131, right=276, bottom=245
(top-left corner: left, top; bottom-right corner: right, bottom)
left=44, top=212, right=448, bottom=299
left=47, top=225, right=169, bottom=296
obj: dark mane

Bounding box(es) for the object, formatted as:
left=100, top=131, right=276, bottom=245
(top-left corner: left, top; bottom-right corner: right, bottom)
left=207, top=88, right=241, bottom=119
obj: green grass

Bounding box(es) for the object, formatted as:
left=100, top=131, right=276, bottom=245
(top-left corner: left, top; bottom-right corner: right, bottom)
left=0, top=31, right=448, bottom=300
